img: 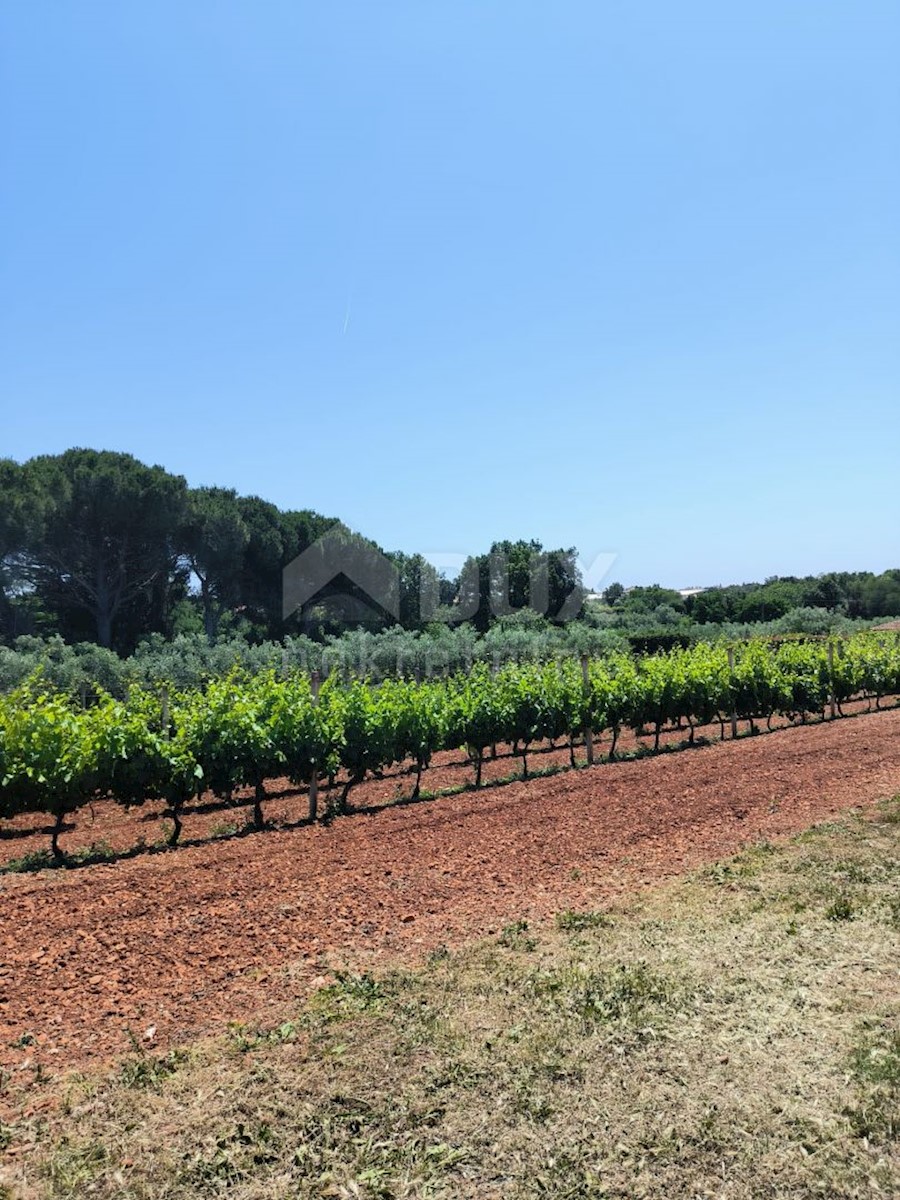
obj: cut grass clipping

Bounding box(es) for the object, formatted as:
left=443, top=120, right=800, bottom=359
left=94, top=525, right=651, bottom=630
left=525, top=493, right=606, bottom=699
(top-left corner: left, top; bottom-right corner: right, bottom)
left=2, top=796, right=899, bottom=1199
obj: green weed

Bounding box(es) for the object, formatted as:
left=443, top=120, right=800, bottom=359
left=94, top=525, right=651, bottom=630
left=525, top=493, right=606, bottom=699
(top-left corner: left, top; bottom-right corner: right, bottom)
left=555, top=908, right=613, bottom=932
left=498, top=920, right=537, bottom=951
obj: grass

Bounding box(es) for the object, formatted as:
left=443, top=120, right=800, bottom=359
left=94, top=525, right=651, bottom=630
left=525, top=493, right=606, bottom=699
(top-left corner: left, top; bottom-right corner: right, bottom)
left=1, top=800, right=899, bottom=1198
left=845, top=1025, right=900, bottom=1142
left=497, top=920, right=538, bottom=952
left=554, top=908, right=613, bottom=932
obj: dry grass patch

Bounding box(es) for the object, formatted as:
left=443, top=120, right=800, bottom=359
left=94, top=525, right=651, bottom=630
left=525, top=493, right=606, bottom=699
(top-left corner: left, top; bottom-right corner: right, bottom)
left=2, top=799, right=900, bottom=1198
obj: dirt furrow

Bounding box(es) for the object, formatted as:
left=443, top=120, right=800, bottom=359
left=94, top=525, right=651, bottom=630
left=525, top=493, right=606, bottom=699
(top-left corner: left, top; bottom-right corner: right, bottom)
left=2, top=708, right=900, bottom=1071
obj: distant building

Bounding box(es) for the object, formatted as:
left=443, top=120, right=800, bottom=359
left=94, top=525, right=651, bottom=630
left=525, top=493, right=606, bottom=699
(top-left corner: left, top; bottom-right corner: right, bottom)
left=586, top=585, right=711, bottom=603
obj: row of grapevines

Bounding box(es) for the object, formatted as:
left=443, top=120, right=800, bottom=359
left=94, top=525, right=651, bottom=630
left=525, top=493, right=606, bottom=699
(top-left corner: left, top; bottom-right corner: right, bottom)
left=2, top=632, right=899, bottom=859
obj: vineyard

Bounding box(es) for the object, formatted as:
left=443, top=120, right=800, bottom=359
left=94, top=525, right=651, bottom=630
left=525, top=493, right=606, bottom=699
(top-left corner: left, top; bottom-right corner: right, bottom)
left=3, top=632, right=900, bottom=861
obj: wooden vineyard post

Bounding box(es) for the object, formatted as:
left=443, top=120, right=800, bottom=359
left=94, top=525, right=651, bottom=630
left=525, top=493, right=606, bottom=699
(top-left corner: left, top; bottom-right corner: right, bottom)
left=308, top=670, right=320, bottom=823
left=160, top=685, right=170, bottom=737
left=827, top=641, right=836, bottom=720
left=581, top=654, right=594, bottom=765
left=727, top=647, right=738, bottom=739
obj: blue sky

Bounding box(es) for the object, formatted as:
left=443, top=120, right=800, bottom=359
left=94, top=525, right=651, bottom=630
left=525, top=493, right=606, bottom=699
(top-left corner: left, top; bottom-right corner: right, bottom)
left=2, top=2, right=898, bottom=589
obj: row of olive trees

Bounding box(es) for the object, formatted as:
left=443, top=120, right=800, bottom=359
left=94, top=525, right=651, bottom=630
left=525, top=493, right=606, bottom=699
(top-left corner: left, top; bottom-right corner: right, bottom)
left=0, top=619, right=628, bottom=697
left=3, top=606, right=890, bottom=700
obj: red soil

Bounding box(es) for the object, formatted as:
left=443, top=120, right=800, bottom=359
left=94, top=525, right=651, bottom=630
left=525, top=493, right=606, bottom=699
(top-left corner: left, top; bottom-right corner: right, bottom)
left=2, top=705, right=900, bottom=1080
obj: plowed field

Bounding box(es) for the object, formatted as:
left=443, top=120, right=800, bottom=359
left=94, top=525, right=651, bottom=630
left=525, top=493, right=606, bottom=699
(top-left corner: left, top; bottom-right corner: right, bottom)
left=3, top=707, right=900, bottom=1075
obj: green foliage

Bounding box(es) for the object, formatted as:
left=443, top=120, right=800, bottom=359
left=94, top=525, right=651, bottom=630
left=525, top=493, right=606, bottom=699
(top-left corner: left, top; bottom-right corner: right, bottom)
left=498, top=920, right=537, bottom=951
left=555, top=909, right=613, bottom=932
left=333, top=679, right=400, bottom=805
left=0, top=612, right=894, bottom=700
left=825, top=893, right=856, bottom=922
left=546, top=963, right=677, bottom=1025
left=119, top=1047, right=190, bottom=1091
left=21, top=448, right=189, bottom=649
left=0, top=679, right=101, bottom=854
left=311, top=971, right=388, bottom=1019
left=851, top=1029, right=900, bottom=1088
left=2, top=632, right=900, bottom=850
left=274, top=673, right=341, bottom=789
left=454, top=540, right=584, bottom=631
left=621, top=584, right=686, bottom=614
left=180, top=487, right=251, bottom=643
left=846, top=1026, right=900, bottom=1141
left=5, top=448, right=900, bottom=659
left=379, top=677, right=446, bottom=796
left=602, top=581, right=625, bottom=606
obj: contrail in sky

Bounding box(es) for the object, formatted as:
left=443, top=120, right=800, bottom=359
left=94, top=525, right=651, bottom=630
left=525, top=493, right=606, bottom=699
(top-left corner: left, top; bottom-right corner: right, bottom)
left=342, top=289, right=352, bottom=335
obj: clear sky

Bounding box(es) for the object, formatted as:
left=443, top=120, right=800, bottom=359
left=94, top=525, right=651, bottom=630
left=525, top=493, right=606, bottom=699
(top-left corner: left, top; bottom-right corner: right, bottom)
left=2, top=2, right=898, bottom=589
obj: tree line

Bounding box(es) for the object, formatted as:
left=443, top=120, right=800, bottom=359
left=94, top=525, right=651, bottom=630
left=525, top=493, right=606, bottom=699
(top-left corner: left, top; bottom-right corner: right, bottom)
left=0, top=449, right=581, bottom=652
left=3, top=448, right=896, bottom=659
left=601, top=573, right=900, bottom=625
